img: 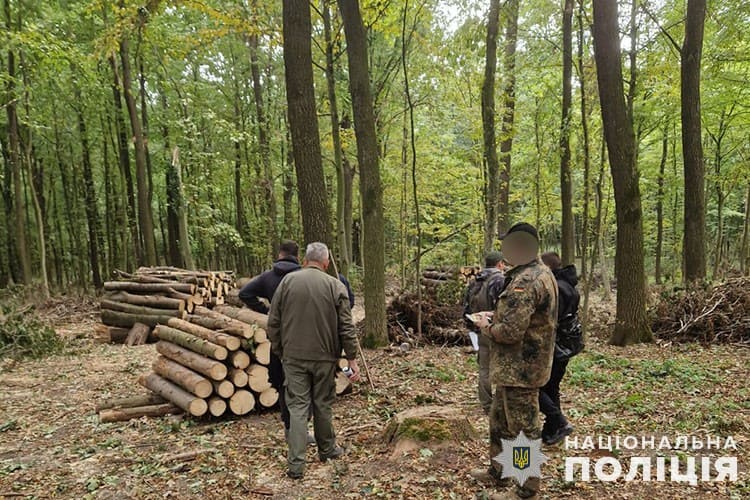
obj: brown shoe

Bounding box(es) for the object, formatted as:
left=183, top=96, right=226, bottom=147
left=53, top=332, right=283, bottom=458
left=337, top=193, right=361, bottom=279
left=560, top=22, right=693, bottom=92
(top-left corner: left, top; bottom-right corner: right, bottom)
left=489, top=492, right=521, bottom=500
left=516, top=477, right=539, bottom=499
left=469, top=468, right=513, bottom=487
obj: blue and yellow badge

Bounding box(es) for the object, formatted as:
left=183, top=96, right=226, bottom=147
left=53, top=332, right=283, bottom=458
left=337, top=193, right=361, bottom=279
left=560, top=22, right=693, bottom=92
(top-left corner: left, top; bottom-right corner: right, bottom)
left=493, top=431, right=548, bottom=485
left=513, top=446, right=530, bottom=470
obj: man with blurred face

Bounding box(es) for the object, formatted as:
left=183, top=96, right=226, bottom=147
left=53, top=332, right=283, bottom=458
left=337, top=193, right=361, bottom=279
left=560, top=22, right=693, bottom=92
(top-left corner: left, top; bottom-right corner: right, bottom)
left=471, top=223, right=558, bottom=499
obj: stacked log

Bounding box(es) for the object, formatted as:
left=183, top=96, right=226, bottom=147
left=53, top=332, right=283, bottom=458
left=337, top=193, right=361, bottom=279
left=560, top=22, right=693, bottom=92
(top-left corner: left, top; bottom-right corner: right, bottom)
left=96, top=304, right=357, bottom=423
left=420, top=266, right=479, bottom=286
left=97, top=267, right=237, bottom=345
left=97, top=306, right=275, bottom=422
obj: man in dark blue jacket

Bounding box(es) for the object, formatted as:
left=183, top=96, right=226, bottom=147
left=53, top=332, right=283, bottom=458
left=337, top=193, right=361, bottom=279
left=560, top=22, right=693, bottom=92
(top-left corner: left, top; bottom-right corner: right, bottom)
left=239, top=240, right=302, bottom=314
left=239, top=240, right=302, bottom=438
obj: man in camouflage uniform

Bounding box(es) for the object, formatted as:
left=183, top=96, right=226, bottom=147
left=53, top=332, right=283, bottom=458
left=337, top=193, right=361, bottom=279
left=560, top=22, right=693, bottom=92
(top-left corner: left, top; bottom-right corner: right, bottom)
left=471, top=222, right=558, bottom=499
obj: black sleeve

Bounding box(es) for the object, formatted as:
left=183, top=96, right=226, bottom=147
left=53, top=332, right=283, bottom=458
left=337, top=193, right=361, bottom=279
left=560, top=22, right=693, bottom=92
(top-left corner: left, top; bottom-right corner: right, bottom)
left=488, top=275, right=505, bottom=307
left=238, top=275, right=270, bottom=314
left=339, top=274, right=355, bottom=308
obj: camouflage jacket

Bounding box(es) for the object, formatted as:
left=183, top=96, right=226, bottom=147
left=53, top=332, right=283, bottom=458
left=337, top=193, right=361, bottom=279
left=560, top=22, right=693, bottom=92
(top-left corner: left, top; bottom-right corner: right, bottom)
left=483, top=258, right=558, bottom=388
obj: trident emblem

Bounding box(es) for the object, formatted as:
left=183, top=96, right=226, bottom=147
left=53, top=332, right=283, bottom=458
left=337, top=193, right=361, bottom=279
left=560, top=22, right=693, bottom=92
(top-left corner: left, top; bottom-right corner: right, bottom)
left=513, top=447, right=530, bottom=470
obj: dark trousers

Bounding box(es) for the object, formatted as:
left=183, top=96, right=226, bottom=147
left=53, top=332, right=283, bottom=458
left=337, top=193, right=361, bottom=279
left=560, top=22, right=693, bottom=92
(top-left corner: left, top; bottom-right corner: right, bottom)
left=269, top=352, right=312, bottom=430
left=539, top=357, right=569, bottom=435
left=268, top=353, right=291, bottom=428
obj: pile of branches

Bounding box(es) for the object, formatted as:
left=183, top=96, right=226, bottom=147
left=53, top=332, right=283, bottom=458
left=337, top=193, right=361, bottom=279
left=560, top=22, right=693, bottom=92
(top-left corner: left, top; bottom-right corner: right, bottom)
left=651, top=277, right=750, bottom=345
left=387, top=291, right=466, bottom=346
left=0, top=304, right=64, bottom=359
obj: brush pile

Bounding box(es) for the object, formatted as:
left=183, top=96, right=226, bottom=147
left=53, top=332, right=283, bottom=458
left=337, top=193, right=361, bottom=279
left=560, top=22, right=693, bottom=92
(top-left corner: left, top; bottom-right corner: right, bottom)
left=651, top=277, right=750, bottom=345
left=387, top=267, right=469, bottom=346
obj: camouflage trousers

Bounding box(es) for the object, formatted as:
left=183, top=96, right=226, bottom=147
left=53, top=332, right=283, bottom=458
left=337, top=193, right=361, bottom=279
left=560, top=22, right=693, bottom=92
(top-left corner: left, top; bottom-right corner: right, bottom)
left=490, top=386, right=541, bottom=493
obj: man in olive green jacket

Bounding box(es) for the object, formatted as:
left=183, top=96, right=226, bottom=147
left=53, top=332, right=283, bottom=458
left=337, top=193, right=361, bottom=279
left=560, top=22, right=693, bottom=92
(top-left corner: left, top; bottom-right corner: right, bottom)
left=267, top=242, right=360, bottom=479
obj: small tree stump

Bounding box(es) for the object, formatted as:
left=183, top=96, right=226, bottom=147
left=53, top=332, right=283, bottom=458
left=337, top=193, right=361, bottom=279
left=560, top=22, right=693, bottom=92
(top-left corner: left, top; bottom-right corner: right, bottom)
left=383, top=406, right=477, bottom=457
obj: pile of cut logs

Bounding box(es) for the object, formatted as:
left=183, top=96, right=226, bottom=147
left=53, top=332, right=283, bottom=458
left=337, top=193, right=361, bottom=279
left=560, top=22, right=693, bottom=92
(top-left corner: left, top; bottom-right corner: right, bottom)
left=96, top=266, right=236, bottom=345
left=96, top=304, right=354, bottom=422
left=420, top=266, right=478, bottom=289
left=96, top=305, right=274, bottom=421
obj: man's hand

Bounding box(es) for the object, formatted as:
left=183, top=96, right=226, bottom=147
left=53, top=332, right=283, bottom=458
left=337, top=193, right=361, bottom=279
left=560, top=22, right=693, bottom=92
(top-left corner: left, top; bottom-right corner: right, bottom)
left=348, top=359, right=361, bottom=382
left=474, top=311, right=494, bottom=330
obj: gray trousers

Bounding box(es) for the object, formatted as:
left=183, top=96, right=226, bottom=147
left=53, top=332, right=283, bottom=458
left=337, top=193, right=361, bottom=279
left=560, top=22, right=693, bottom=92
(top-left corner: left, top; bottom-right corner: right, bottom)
left=283, top=358, right=337, bottom=474
left=478, top=334, right=492, bottom=414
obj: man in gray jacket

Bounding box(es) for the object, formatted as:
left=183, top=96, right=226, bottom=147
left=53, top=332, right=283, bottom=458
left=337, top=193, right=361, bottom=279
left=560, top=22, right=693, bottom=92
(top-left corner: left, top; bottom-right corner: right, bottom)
left=267, top=242, right=360, bottom=479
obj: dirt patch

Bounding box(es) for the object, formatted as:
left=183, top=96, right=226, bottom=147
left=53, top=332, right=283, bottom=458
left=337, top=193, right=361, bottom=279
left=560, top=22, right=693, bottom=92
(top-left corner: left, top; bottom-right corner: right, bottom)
left=0, top=303, right=748, bottom=498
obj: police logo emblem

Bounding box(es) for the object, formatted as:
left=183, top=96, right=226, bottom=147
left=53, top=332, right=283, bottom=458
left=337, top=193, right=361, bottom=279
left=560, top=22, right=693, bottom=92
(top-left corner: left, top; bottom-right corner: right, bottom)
left=493, top=431, right=548, bottom=485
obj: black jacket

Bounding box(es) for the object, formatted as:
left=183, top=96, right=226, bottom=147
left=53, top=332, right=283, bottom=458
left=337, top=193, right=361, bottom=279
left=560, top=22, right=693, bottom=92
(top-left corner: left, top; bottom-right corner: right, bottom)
left=463, top=267, right=505, bottom=329
left=238, top=257, right=302, bottom=314
left=553, top=265, right=580, bottom=322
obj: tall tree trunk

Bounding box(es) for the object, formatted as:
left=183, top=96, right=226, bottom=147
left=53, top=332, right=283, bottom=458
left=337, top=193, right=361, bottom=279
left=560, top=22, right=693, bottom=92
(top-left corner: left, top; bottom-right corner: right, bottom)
left=160, top=84, right=182, bottom=268
left=400, top=0, right=422, bottom=335
left=339, top=0, right=388, bottom=346
left=577, top=0, right=592, bottom=321
left=119, top=34, right=157, bottom=266
left=281, top=120, right=295, bottom=238
left=708, top=108, right=730, bottom=279
left=74, top=84, right=103, bottom=289
left=172, top=147, right=193, bottom=269
left=1, top=134, right=17, bottom=285
left=560, top=0, right=575, bottom=265
left=282, top=0, right=331, bottom=246
left=592, top=0, right=652, bottom=345
left=138, top=50, right=155, bottom=254
left=343, top=152, right=355, bottom=266
left=0, top=144, right=8, bottom=288
left=741, top=183, right=750, bottom=275
left=481, top=0, right=501, bottom=253
left=324, top=1, right=350, bottom=278
left=497, top=0, right=518, bottom=237
left=399, top=96, right=409, bottom=289
left=52, top=104, right=84, bottom=287
left=248, top=22, right=278, bottom=255
left=25, top=153, right=49, bottom=298
left=102, top=114, right=115, bottom=274
left=681, top=0, right=707, bottom=282
left=627, top=0, right=638, bottom=116
left=4, top=0, right=31, bottom=283
left=109, top=55, right=139, bottom=268
left=533, top=99, right=542, bottom=229
left=655, top=125, right=668, bottom=284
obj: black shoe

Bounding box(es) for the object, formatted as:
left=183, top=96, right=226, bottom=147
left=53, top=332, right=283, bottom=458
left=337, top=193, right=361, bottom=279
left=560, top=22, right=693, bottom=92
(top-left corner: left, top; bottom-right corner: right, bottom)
left=543, top=423, right=574, bottom=445
left=319, top=446, right=345, bottom=462
left=287, top=470, right=304, bottom=480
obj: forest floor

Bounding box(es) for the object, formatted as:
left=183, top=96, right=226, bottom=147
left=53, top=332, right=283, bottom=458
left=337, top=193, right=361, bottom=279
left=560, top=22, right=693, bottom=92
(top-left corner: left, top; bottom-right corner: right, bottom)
left=0, top=296, right=748, bottom=499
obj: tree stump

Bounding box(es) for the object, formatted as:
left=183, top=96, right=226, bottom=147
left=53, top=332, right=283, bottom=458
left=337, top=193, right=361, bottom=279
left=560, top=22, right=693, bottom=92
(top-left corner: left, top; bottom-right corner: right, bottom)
left=383, top=406, right=477, bottom=458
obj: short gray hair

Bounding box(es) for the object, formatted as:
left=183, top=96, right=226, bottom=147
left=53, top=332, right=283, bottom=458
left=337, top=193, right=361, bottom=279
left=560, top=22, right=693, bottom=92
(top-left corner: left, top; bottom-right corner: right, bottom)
left=304, top=242, right=329, bottom=263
